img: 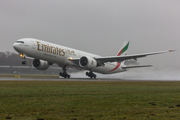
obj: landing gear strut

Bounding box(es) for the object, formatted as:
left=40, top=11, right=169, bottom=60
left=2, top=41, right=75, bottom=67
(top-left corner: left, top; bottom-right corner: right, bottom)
left=86, top=71, right=96, bottom=79
left=22, top=57, right=26, bottom=65
left=59, top=66, right=70, bottom=78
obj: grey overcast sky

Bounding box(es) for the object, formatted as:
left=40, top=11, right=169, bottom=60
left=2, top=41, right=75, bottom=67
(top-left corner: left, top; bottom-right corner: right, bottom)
left=0, top=0, right=179, bottom=66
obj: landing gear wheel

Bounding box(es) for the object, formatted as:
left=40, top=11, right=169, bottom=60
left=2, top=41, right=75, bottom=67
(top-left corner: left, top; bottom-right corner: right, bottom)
left=59, top=72, right=62, bottom=76
left=22, top=61, right=26, bottom=65
left=67, top=75, right=70, bottom=78
left=59, top=72, right=70, bottom=78
left=86, top=71, right=97, bottom=79
left=94, top=74, right=96, bottom=79
left=22, top=56, right=27, bottom=65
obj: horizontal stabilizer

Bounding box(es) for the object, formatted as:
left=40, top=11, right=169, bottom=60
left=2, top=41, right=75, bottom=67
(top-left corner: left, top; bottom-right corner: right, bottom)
left=122, top=65, right=152, bottom=69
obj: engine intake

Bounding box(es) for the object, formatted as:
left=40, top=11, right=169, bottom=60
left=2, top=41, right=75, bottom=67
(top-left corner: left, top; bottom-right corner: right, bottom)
left=79, top=56, right=97, bottom=69
left=32, top=59, right=49, bottom=70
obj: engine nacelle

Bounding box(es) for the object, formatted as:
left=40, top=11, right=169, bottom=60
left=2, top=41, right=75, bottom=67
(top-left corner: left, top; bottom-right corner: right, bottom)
left=32, top=59, right=49, bottom=70
left=79, top=56, right=97, bottom=69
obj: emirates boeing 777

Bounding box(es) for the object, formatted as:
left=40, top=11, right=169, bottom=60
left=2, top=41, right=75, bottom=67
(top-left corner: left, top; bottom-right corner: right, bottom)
left=13, top=38, right=175, bottom=78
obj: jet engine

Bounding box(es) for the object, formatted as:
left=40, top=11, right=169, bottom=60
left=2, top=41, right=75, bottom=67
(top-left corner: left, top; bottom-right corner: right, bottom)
left=79, top=56, right=97, bottom=69
left=32, top=59, right=49, bottom=70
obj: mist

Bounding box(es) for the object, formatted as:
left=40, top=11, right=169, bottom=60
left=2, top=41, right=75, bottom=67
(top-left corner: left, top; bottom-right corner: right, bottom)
left=71, top=66, right=180, bottom=81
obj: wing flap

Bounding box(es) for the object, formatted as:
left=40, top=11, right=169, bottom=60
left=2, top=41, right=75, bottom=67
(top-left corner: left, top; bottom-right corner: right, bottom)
left=122, top=65, right=152, bottom=69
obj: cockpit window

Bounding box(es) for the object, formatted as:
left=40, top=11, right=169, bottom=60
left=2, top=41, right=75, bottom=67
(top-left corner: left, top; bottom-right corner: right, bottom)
left=16, top=41, right=24, bottom=43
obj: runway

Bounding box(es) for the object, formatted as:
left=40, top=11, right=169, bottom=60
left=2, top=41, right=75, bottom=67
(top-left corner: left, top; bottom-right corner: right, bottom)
left=0, top=77, right=124, bottom=81
left=0, top=77, right=179, bottom=81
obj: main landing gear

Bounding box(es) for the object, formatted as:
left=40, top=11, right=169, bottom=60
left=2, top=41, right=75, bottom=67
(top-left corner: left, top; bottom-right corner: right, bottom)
left=59, top=66, right=70, bottom=78
left=86, top=71, right=96, bottom=79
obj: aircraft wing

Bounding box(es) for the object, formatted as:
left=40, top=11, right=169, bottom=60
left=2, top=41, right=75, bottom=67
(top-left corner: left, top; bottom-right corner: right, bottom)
left=70, top=50, right=175, bottom=66
left=94, top=50, right=175, bottom=63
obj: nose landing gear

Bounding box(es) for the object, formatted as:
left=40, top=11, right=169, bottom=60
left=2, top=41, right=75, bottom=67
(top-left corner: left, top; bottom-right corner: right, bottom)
left=22, top=60, right=26, bottom=65
left=21, top=54, right=26, bottom=65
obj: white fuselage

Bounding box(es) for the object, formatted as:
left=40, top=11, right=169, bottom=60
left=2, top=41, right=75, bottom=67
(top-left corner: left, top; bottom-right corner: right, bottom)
left=13, top=38, right=127, bottom=74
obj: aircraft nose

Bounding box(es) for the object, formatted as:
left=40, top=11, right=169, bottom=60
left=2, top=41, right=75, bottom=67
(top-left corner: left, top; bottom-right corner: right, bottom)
left=13, top=43, right=22, bottom=52
left=13, top=43, right=18, bottom=51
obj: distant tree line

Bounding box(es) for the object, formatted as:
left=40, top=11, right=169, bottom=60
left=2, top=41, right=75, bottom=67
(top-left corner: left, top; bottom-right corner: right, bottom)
left=0, top=51, right=32, bottom=66
left=0, top=51, right=61, bottom=74
left=0, top=51, right=139, bottom=66
left=0, top=51, right=139, bottom=74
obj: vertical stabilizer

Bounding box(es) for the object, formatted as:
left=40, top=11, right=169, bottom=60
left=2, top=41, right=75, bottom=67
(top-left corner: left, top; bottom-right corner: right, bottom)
left=116, top=40, right=130, bottom=56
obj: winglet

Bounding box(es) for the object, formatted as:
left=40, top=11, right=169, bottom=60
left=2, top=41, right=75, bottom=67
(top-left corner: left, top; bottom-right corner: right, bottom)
left=169, top=50, right=176, bottom=52
left=116, top=40, right=130, bottom=56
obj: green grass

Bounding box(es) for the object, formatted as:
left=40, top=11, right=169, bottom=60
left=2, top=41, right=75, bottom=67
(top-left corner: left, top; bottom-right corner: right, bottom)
left=0, top=74, right=59, bottom=78
left=0, top=81, right=180, bottom=120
